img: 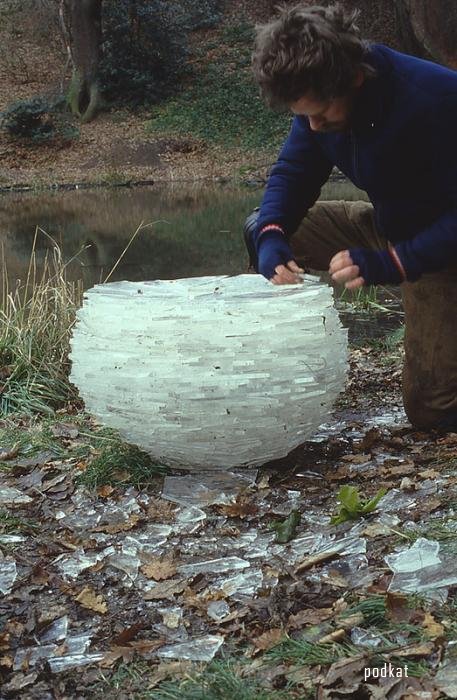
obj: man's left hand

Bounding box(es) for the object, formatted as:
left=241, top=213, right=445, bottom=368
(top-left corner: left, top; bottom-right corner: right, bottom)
left=329, top=250, right=365, bottom=289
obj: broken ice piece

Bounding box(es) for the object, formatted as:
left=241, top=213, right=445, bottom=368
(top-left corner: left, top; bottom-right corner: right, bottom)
left=14, top=644, right=58, bottom=670
left=207, top=600, right=230, bottom=621
left=210, top=569, right=264, bottom=597
left=435, top=653, right=457, bottom=699
left=173, top=506, right=206, bottom=534
left=53, top=547, right=115, bottom=578
left=350, top=626, right=383, bottom=649
left=0, top=534, right=26, bottom=544
left=40, top=616, right=69, bottom=643
left=157, top=635, right=224, bottom=661
left=178, top=556, right=249, bottom=576
left=376, top=488, right=416, bottom=513
left=0, top=487, right=33, bottom=505
left=0, top=558, right=17, bottom=595
left=106, top=545, right=140, bottom=580
left=385, top=538, right=440, bottom=573
left=48, top=652, right=105, bottom=673
left=386, top=538, right=457, bottom=602
left=162, top=470, right=257, bottom=508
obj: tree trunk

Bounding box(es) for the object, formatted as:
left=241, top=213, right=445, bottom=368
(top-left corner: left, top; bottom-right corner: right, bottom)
left=64, top=0, right=103, bottom=122
left=394, top=0, right=457, bottom=68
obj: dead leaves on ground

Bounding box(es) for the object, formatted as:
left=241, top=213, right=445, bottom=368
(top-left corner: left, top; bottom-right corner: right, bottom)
left=74, top=586, right=108, bottom=614
left=141, top=555, right=177, bottom=581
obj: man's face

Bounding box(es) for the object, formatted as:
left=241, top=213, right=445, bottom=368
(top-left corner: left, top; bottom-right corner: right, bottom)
left=289, top=91, right=355, bottom=133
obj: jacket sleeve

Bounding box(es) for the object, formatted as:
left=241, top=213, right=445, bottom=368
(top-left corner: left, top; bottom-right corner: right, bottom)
left=364, top=94, right=457, bottom=284
left=256, top=116, right=333, bottom=239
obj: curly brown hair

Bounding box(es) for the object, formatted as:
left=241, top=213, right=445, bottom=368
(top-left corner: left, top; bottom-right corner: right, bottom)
left=252, top=2, right=376, bottom=109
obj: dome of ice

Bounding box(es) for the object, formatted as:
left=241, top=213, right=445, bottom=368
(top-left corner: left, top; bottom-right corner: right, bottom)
left=70, top=274, right=348, bottom=470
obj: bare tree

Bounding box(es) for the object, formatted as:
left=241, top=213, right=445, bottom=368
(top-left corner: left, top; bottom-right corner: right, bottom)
left=395, top=0, right=457, bottom=68
left=60, top=0, right=103, bottom=122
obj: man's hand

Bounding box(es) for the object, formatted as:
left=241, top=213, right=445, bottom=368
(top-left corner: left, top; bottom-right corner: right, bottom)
left=257, top=230, right=304, bottom=284
left=329, top=250, right=365, bottom=289
left=270, top=260, right=304, bottom=285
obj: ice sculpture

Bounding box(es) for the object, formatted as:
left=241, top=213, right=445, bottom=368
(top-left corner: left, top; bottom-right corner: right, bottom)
left=70, top=274, right=348, bottom=470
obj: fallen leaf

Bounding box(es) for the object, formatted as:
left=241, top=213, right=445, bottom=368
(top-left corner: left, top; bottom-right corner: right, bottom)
left=93, top=513, right=140, bottom=533
left=295, top=550, right=339, bottom=574
left=341, top=453, right=371, bottom=464
left=50, top=422, right=79, bottom=439
left=100, top=646, right=135, bottom=667
left=143, top=579, right=186, bottom=600
left=147, top=498, right=177, bottom=522
left=141, top=556, right=177, bottom=581
left=358, top=427, right=382, bottom=452
left=421, top=611, right=444, bottom=640
left=400, top=477, right=416, bottom=490
left=252, top=628, right=284, bottom=650
left=337, top=612, right=365, bottom=629
left=146, top=661, right=193, bottom=689
left=288, top=608, right=334, bottom=629
left=216, top=495, right=258, bottom=519
left=418, top=469, right=441, bottom=479
left=97, top=484, right=115, bottom=498
left=386, top=592, right=415, bottom=623
left=393, top=642, right=435, bottom=657
left=321, top=654, right=367, bottom=689
left=112, top=623, right=144, bottom=646
left=0, top=444, right=20, bottom=461
left=317, top=629, right=346, bottom=644
left=74, top=586, right=108, bottom=614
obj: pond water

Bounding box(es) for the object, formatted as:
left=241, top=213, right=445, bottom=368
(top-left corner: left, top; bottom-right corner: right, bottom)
left=0, top=178, right=402, bottom=340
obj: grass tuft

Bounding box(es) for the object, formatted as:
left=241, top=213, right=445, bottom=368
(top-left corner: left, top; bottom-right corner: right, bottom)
left=0, top=229, right=83, bottom=415
left=76, top=438, right=168, bottom=489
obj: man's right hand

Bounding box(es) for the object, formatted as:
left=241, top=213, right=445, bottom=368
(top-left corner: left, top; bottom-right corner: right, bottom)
left=257, top=230, right=304, bottom=284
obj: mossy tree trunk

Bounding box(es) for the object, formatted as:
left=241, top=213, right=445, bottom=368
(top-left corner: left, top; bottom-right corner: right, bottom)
left=63, top=0, right=103, bottom=123
left=394, top=0, right=457, bottom=69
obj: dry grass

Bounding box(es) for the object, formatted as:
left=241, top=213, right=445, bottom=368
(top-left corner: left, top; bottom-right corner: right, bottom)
left=0, top=229, right=84, bottom=414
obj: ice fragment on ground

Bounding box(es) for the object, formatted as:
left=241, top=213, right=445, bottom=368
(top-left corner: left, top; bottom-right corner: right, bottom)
left=386, top=538, right=457, bottom=601
left=209, top=569, right=264, bottom=597
left=162, top=470, right=257, bottom=507
left=0, top=558, right=17, bottom=595
left=386, top=538, right=440, bottom=572
left=178, top=556, right=249, bottom=576
left=435, top=655, right=457, bottom=699
left=40, top=616, right=69, bottom=643
left=207, top=601, right=230, bottom=621
left=0, top=487, right=33, bottom=505
left=48, top=652, right=105, bottom=673
left=173, top=506, right=206, bottom=534
left=14, top=645, right=58, bottom=670
left=350, top=627, right=384, bottom=648
left=53, top=547, right=115, bottom=578
left=0, top=534, right=26, bottom=544
left=157, top=635, right=224, bottom=661
left=377, top=488, right=417, bottom=512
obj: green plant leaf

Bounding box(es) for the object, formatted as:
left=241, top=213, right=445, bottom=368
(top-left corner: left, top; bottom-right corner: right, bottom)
left=331, top=486, right=387, bottom=524
left=361, top=488, right=387, bottom=514
left=271, top=509, right=301, bottom=543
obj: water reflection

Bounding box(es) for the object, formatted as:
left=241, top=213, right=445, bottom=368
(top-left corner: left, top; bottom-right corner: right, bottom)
left=0, top=179, right=368, bottom=289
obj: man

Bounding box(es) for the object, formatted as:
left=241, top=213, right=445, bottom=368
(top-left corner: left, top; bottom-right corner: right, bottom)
left=244, top=2, right=457, bottom=431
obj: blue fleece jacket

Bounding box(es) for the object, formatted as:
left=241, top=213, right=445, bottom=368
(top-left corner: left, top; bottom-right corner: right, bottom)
left=255, top=45, right=457, bottom=285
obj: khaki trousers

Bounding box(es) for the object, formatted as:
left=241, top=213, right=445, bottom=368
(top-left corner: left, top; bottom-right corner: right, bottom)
left=290, top=201, right=457, bottom=430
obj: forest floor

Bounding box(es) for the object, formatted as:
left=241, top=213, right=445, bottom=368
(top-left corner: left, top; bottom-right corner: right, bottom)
left=0, top=1, right=399, bottom=191
left=1, top=327, right=457, bottom=699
